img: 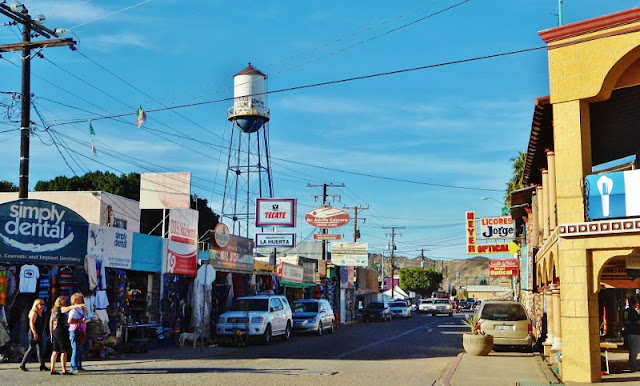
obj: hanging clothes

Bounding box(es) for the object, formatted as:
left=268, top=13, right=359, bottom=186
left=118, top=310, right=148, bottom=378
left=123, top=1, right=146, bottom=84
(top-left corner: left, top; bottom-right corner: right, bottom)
left=18, top=264, right=40, bottom=293
left=5, top=265, right=18, bottom=309
left=0, top=267, right=6, bottom=306
left=59, top=266, right=75, bottom=298
left=38, top=267, right=51, bottom=310
left=85, top=256, right=98, bottom=291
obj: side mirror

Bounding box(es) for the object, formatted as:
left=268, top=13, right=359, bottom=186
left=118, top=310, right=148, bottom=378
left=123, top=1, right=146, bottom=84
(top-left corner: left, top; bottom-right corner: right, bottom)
left=270, top=307, right=275, bottom=312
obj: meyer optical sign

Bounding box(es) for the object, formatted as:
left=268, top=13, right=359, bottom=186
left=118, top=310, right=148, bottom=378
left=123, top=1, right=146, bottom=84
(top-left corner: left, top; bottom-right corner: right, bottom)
left=255, top=233, right=295, bottom=248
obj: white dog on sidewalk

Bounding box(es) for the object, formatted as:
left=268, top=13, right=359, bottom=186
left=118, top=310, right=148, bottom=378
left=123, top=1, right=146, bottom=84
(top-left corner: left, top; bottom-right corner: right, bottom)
left=179, top=330, right=200, bottom=347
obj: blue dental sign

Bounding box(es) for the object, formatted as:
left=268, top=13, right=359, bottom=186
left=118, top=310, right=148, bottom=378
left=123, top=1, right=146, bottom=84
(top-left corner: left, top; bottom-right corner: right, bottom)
left=0, top=199, right=89, bottom=265
left=586, top=170, right=640, bottom=220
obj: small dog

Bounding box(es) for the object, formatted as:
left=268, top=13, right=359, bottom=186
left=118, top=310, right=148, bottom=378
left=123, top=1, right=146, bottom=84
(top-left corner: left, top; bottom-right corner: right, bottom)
left=179, top=330, right=200, bottom=347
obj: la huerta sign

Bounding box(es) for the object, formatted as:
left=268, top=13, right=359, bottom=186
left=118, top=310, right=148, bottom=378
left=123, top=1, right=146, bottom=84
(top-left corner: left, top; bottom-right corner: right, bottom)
left=0, top=199, right=88, bottom=265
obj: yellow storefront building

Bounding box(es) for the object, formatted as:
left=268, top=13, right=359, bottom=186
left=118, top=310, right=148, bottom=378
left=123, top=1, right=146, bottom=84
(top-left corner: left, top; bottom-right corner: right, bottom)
left=522, top=7, right=640, bottom=383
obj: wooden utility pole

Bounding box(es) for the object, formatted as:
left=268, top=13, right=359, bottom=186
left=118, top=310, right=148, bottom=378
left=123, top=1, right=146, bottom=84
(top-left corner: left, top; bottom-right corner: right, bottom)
left=418, top=248, right=430, bottom=268
left=383, top=226, right=404, bottom=298
left=344, top=205, right=367, bottom=242
left=308, top=183, right=344, bottom=260
left=0, top=3, right=76, bottom=198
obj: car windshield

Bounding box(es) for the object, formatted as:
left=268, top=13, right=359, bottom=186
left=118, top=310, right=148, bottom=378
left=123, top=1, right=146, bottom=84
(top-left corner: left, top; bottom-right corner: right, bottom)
left=422, top=300, right=433, bottom=304
left=390, top=302, right=406, bottom=307
left=480, top=303, right=527, bottom=321
left=435, top=299, right=449, bottom=304
left=293, top=302, right=318, bottom=313
left=231, top=298, right=268, bottom=312
left=367, top=303, right=384, bottom=309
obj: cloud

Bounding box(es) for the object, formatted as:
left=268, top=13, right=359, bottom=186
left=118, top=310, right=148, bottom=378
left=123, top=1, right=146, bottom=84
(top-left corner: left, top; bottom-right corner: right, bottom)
left=87, top=32, right=151, bottom=51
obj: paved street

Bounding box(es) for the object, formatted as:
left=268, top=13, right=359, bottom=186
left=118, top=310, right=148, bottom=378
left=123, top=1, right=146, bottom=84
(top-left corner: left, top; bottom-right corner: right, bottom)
left=1, top=312, right=469, bottom=385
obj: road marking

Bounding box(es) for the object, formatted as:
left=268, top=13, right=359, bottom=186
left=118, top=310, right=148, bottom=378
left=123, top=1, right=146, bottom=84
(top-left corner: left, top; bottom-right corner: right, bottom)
left=334, top=320, right=441, bottom=359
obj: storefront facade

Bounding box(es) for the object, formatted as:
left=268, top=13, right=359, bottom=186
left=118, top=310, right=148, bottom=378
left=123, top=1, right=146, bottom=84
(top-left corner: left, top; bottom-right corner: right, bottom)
left=522, top=8, right=640, bottom=382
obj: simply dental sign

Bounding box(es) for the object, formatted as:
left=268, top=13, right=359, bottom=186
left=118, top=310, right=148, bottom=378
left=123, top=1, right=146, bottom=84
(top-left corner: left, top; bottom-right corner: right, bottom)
left=0, top=199, right=88, bottom=265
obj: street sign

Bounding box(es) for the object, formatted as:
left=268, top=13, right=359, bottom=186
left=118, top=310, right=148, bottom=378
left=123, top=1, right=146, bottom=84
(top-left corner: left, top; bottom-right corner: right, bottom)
left=255, top=233, right=295, bottom=248
left=313, top=233, right=341, bottom=240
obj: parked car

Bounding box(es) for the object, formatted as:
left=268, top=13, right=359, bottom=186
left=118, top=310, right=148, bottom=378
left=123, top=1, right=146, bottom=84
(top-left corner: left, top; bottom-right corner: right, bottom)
left=476, top=300, right=533, bottom=351
left=363, top=301, right=391, bottom=322
left=430, top=299, right=454, bottom=316
left=419, top=298, right=435, bottom=313
left=216, top=295, right=292, bottom=344
left=389, top=300, right=411, bottom=318
left=291, top=299, right=335, bottom=336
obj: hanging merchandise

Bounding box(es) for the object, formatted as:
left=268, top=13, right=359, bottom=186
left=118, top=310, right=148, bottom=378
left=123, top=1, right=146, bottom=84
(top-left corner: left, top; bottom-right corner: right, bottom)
left=191, top=264, right=216, bottom=338
left=18, top=264, right=39, bottom=293
left=5, top=266, right=18, bottom=310
left=38, top=267, right=51, bottom=310
left=85, top=256, right=98, bottom=290
left=59, top=266, right=75, bottom=298
left=0, top=267, right=6, bottom=306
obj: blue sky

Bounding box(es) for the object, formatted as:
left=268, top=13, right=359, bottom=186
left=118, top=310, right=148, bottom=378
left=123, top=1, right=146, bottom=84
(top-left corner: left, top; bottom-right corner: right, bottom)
left=0, top=0, right=634, bottom=261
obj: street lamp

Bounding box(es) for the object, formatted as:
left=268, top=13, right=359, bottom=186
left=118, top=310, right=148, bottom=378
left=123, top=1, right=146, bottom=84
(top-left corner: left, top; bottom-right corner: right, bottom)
left=482, top=196, right=502, bottom=204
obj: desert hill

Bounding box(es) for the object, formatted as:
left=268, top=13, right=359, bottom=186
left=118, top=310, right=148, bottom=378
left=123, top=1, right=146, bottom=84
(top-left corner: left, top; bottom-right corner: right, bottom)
left=368, top=254, right=508, bottom=288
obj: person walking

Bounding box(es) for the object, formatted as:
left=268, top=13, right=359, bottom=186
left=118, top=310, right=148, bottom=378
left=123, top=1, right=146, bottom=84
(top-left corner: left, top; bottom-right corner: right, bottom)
left=19, top=299, right=49, bottom=372
left=68, top=292, right=87, bottom=373
left=627, top=298, right=640, bottom=372
left=50, top=296, right=83, bottom=375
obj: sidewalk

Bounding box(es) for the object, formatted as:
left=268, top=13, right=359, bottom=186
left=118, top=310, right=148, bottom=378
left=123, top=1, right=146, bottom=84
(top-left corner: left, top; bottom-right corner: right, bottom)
left=441, top=351, right=562, bottom=386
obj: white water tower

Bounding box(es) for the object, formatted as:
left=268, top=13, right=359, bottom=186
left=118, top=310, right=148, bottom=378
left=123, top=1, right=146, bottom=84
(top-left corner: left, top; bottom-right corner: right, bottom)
left=222, top=63, right=274, bottom=237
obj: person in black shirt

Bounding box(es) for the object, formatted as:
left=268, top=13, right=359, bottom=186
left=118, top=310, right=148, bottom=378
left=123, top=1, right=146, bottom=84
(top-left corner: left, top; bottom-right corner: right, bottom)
left=628, top=298, right=640, bottom=372
left=19, top=299, right=48, bottom=371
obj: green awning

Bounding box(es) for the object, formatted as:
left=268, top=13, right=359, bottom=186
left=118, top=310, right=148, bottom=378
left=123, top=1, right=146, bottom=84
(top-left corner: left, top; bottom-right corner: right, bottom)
left=279, top=280, right=317, bottom=288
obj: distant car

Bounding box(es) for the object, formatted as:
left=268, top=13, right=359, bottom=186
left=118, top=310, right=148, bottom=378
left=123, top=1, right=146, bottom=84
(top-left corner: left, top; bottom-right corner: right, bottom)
left=409, top=303, right=417, bottom=313
left=419, top=299, right=435, bottom=313
left=292, top=299, right=335, bottom=336
left=476, top=300, right=533, bottom=351
left=216, top=295, right=292, bottom=344
left=389, top=300, right=411, bottom=318
left=431, top=299, right=454, bottom=316
left=363, top=301, right=391, bottom=322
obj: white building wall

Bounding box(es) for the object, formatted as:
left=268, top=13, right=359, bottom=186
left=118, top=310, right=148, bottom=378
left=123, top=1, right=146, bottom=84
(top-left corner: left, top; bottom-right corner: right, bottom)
left=0, top=191, right=140, bottom=232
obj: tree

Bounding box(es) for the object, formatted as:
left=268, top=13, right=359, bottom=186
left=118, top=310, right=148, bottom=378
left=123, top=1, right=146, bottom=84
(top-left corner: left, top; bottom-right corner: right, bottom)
left=35, top=171, right=141, bottom=200
left=0, top=180, right=18, bottom=192
left=398, top=267, right=443, bottom=297
left=505, top=151, right=527, bottom=205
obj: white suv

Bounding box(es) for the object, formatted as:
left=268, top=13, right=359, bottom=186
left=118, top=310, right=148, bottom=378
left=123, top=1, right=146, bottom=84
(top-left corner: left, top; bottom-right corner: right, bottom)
left=216, top=295, right=292, bottom=344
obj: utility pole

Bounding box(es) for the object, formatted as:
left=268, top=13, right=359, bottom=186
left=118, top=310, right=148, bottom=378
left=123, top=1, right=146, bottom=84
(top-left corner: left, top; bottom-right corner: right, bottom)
left=383, top=226, right=404, bottom=298
left=344, top=205, right=367, bottom=242
left=0, top=3, right=76, bottom=198
left=308, top=183, right=344, bottom=261
left=418, top=248, right=430, bottom=268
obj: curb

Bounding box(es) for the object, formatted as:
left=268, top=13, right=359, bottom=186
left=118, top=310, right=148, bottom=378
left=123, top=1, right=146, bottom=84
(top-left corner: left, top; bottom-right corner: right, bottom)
left=441, top=352, right=464, bottom=386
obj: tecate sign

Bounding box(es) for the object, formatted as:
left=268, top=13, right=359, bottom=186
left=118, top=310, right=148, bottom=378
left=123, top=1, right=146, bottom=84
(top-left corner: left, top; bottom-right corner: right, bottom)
left=305, top=207, right=350, bottom=229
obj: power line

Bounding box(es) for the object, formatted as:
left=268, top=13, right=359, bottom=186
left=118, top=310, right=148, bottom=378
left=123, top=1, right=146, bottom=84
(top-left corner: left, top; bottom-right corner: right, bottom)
left=46, top=45, right=545, bottom=128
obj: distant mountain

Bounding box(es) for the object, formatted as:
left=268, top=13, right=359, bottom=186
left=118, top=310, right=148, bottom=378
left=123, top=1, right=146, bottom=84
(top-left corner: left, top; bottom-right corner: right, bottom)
left=368, top=254, right=508, bottom=288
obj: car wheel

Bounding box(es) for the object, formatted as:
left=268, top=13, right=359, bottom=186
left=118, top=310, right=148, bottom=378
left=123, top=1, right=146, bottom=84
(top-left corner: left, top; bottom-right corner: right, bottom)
left=262, top=324, right=272, bottom=345
left=329, top=320, right=335, bottom=333
left=281, top=321, right=291, bottom=342
left=449, top=312, right=453, bottom=317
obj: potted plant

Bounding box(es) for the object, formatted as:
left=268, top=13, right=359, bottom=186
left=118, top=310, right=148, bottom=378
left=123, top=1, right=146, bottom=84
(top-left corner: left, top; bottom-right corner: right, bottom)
left=461, top=312, right=493, bottom=356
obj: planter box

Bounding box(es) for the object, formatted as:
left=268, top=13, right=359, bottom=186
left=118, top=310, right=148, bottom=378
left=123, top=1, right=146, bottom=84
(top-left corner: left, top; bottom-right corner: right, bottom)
left=462, top=333, right=493, bottom=356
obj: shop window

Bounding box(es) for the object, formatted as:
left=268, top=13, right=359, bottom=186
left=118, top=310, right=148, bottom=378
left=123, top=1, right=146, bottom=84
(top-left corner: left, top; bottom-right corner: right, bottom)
left=113, top=218, right=127, bottom=229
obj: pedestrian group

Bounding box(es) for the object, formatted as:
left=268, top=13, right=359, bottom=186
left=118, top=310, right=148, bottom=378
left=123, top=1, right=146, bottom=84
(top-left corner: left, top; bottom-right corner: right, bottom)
left=19, top=293, right=86, bottom=375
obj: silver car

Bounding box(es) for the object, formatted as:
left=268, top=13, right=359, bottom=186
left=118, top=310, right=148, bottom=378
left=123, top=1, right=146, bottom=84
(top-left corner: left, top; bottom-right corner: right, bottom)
left=292, top=299, right=336, bottom=336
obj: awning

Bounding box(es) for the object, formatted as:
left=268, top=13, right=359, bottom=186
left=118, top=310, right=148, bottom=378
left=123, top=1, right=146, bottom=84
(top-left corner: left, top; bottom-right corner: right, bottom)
left=279, top=280, right=317, bottom=288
